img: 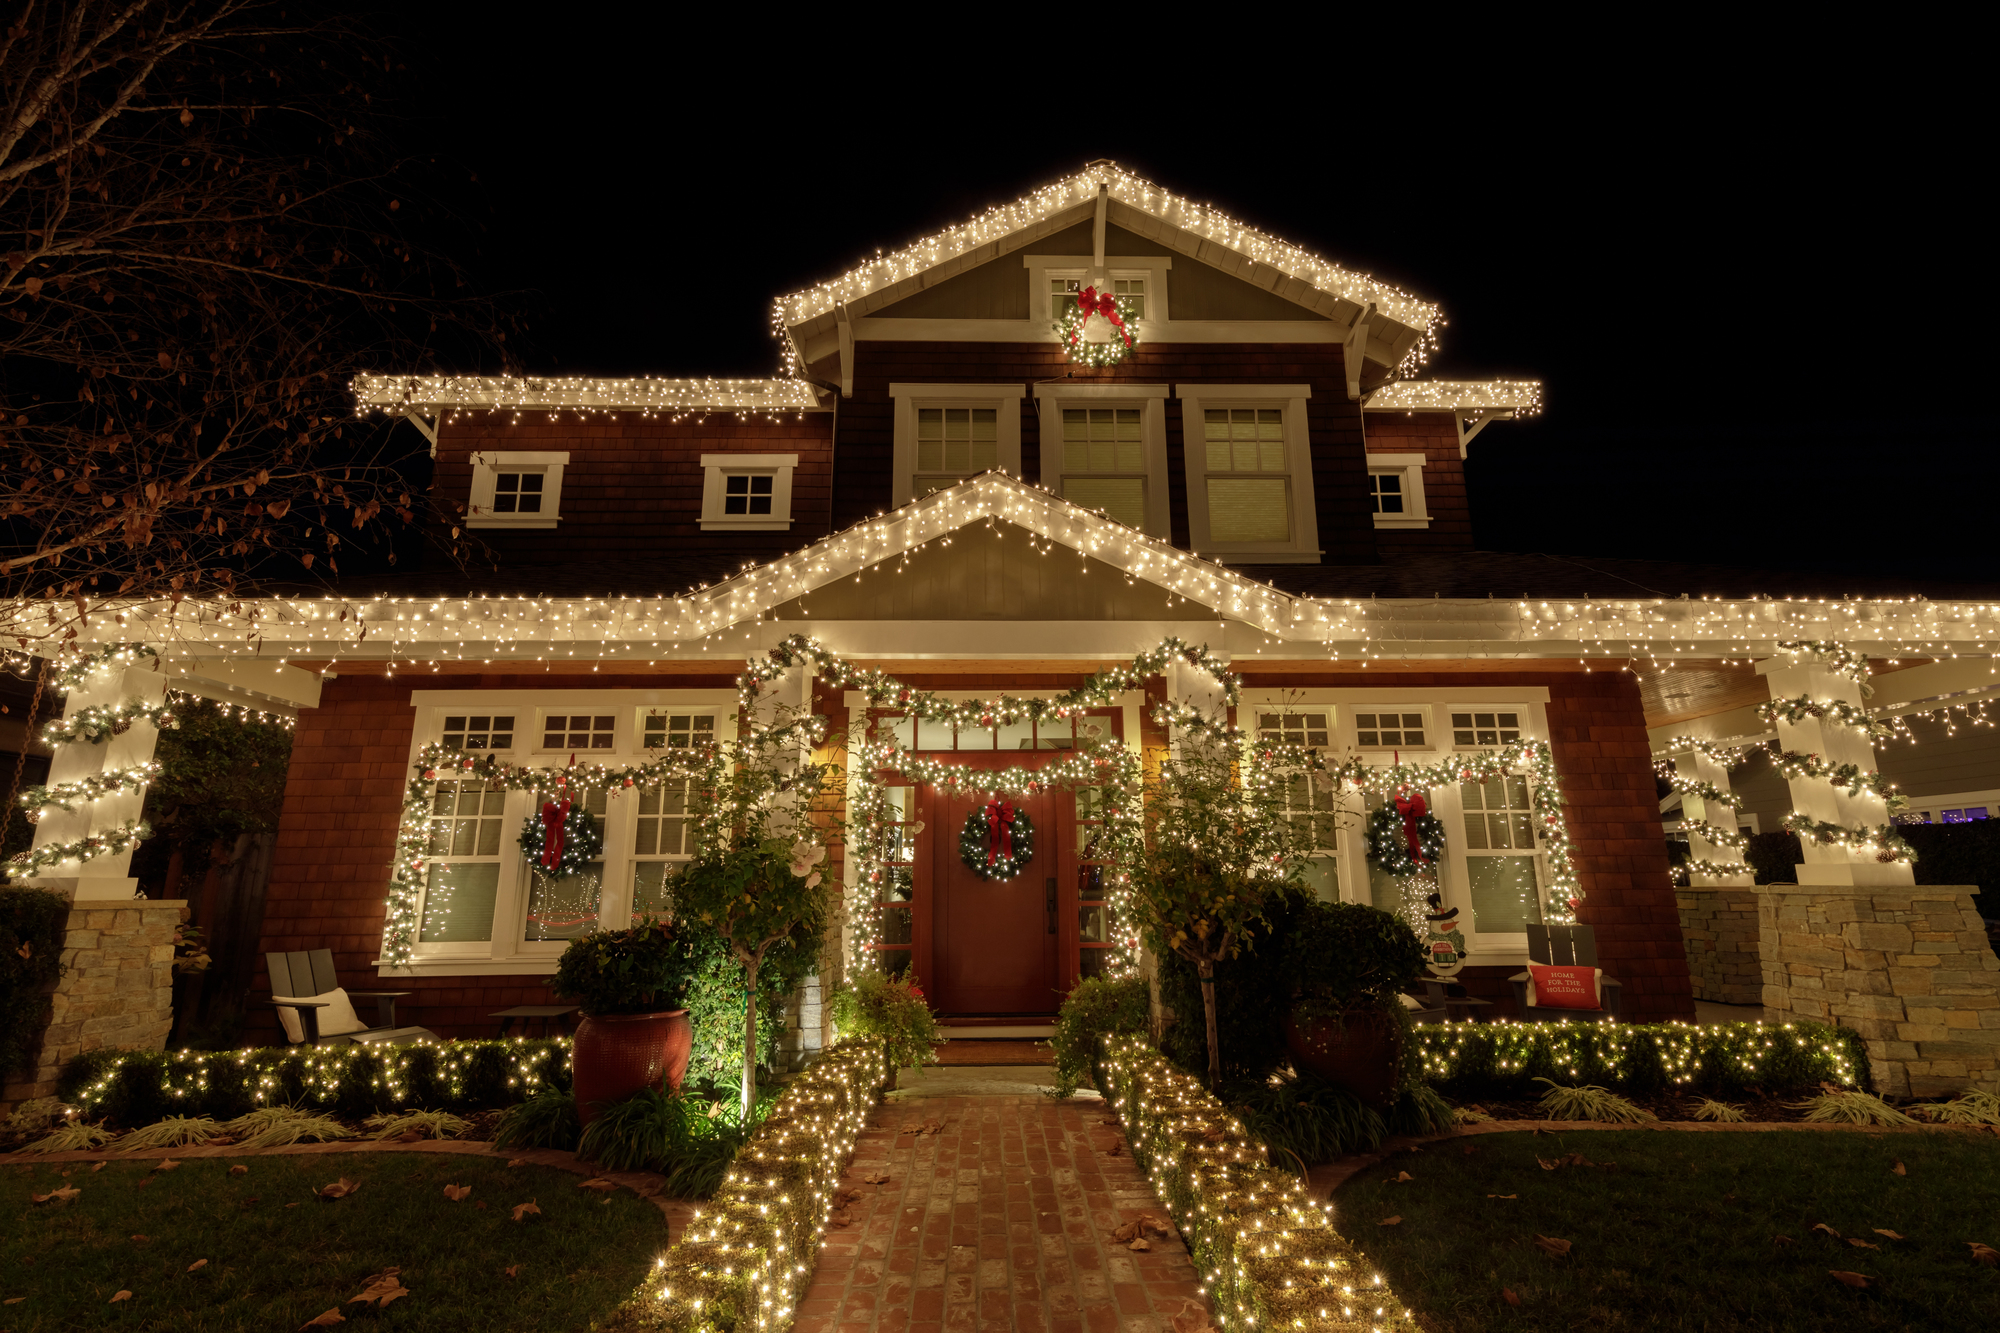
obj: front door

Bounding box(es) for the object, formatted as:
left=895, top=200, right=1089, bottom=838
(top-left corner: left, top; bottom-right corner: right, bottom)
left=927, top=786, right=1061, bottom=1015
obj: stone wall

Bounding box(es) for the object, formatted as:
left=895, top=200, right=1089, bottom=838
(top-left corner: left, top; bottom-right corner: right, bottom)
left=3, top=899, right=185, bottom=1108
left=1675, top=887, right=1763, bottom=1005
left=775, top=970, right=826, bottom=1072
left=1758, top=885, right=1999, bottom=1098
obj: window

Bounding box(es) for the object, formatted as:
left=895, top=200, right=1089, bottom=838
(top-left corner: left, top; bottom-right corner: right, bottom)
left=1061, top=408, right=1145, bottom=528
left=1451, top=711, right=1522, bottom=747
left=1256, top=712, right=1341, bottom=902
left=874, top=786, right=917, bottom=965
left=699, top=453, right=797, bottom=531
left=419, top=780, right=507, bottom=947
left=1943, top=807, right=1990, bottom=822
left=542, top=712, right=616, bottom=751
left=1076, top=786, right=1114, bottom=979
left=631, top=782, right=697, bottom=924
left=1177, top=385, right=1319, bottom=560
left=1354, top=711, right=1427, bottom=748
left=441, top=714, right=515, bottom=751
left=468, top=451, right=567, bottom=530
left=1051, top=276, right=1146, bottom=320
left=1365, top=453, right=1430, bottom=529
left=890, top=385, right=1026, bottom=507
left=641, top=712, right=716, bottom=751
left=1460, top=774, right=1540, bottom=934
left=522, top=788, right=607, bottom=944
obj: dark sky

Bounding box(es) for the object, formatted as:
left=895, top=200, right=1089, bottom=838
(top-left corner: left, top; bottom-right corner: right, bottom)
left=388, top=14, right=1990, bottom=582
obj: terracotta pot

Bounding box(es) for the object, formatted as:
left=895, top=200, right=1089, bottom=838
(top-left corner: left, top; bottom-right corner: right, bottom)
left=1284, top=1005, right=1401, bottom=1110
left=571, top=1009, right=692, bottom=1124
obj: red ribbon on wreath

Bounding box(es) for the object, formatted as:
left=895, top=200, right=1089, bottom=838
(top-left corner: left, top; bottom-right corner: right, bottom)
left=983, top=799, right=1017, bottom=868
left=1069, top=286, right=1134, bottom=348
left=539, top=796, right=572, bottom=870
left=1393, top=788, right=1431, bottom=865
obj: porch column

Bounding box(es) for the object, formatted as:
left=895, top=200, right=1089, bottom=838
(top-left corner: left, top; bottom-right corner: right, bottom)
left=1756, top=658, right=1912, bottom=887
left=17, top=663, right=166, bottom=900
left=1675, top=749, right=1753, bottom=887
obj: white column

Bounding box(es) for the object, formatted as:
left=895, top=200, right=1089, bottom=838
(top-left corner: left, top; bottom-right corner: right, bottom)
left=1757, top=659, right=1912, bottom=887
left=1167, top=658, right=1230, bottom=759
left=1677, top=749, right=1754, bottom=887
left=20, top=664, right=167, bottom=899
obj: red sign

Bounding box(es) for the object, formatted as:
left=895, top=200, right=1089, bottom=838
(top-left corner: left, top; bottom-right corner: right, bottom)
left=1528, top=964, right=1601, bottom=1010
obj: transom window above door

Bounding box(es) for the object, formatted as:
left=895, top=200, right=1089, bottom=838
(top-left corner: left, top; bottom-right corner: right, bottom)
left=916, top=407, right=997, bottom=494
left=541, top=713, right=615, bottom=751
left=1256, top=711, right=1330, bottom=750
left=641, top=712, right=716, bottom=750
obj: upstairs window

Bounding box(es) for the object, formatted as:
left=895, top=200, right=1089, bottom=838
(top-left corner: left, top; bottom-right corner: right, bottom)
left=700, top=453, right=797, bottom=531
left=1202, top=408, right=1290, bottom=543
left=916, top=407, right=997, bottom=494
left=889, top=385, right=1025, bottom=507
left=1370, top=471, right=1404, bottom=514
left=1060, top=407, right=1146, bottom=529
left=541, top=712, right=615, bottom=751
left=468, top=451, right=567, bottom=530
left=1051, top=275, right=1147, bottom=319
left=1366, top=453, right=1430, bottom=529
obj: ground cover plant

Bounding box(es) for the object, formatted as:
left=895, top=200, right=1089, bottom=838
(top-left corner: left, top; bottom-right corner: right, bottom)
left=1333, top=1127, right=2000, bottom=1332
left=1, top=1152, right=667, bottom=1332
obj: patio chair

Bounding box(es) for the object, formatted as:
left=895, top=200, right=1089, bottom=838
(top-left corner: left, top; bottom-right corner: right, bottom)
left=1506, top=924, right=1624, bottom=1021
left=266, top=949, right=436, bottom=1046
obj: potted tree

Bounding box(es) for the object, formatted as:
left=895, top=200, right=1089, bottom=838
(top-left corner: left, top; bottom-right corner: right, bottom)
left=551, top=916, right=696, bottom=1125
left=1276, top=900, right=1426, bottom=1108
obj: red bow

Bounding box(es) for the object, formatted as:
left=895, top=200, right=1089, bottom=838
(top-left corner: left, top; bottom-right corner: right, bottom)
left=1070, top=286, right=1132, bottom=346
left=1393, top=788, right=1431, bottom=865
left=983, top=799, right=1016, bottom=867
left=540, top=797, right=571, bottom=870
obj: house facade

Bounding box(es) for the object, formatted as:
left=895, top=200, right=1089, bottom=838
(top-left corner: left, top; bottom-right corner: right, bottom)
left=18, top=164, right=2000, bottom=1091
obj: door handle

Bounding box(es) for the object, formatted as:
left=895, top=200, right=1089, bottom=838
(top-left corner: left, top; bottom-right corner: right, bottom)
left=1046, top=877, right=1058, bottom=935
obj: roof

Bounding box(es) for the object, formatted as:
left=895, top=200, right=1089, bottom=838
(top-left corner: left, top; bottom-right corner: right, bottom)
left=1362, top=380, right=1544, bottom=415
left=351, top=375, right=821, bottom=419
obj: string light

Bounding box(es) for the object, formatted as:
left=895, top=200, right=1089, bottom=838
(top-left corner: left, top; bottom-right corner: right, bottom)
left=351, top=374, right=819, bottom=426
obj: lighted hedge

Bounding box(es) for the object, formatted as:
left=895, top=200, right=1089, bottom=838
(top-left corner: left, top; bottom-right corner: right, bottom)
left=58, top=1038, right=572, bottom=1126
left=1101, top=1033, right=1418, bottom=1333
left=1409, top=1019, right=1870, bottom=1098
left=613, top=1038, right=887, bottom=1333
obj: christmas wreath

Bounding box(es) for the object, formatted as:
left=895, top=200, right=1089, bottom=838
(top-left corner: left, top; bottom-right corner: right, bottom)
left=1055, top=285, right=1140, bottom=367
left=517, top=797, right=604, bottom=880
left=1365, top=789, right=1446, bottom=879
left=959, top=800, right=1035, bottom=882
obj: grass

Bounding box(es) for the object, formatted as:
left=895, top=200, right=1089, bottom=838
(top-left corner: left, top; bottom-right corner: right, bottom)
left=1533, top=1078, right=1657, bottom=1124
left=1, top=1152, right=669, bottom=1332
left=117, top=1116, right=228, bottom=1151
left=1792, top=1089, right=1918, bottom=1126
left=1334, top=1128, right=2000, bottom=1332
left=1912, top=1090, right=2000, bottom=1126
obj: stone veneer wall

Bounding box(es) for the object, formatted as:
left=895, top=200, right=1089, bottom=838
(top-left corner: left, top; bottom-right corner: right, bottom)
left=1675, top=887, right=1763, bottom=1005
left=774, top=970, right=826, bottom=1072
left=3, top=898, right=185, bottom=1108
left=1758, top=885, right=1999, bottom=1098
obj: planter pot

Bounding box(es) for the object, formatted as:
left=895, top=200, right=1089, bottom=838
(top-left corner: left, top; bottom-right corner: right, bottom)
left=1284, top=1005, right=1401, bottom=1110
left=571, top=1009, right=692, bottom=1125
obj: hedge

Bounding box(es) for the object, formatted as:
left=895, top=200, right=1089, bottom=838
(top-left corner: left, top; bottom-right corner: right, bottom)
left=58, top=1038, right=572, bottom=1126
left=1410, top=1019, right=1871, bottom=1099
left=1099, top=1033, right=1418, bottom=1333
left=1, top=887, right=70, bottom=1080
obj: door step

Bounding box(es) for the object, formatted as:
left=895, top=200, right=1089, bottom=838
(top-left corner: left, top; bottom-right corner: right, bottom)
left=939, top=1024, right=1054, bottom=1040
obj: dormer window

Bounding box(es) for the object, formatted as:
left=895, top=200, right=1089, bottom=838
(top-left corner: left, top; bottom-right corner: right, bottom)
left=1366, top=452, right=1431, bottom=529
left=468, top=451, right=567, bottom=529
left=699, top=453, right=797, bottom=530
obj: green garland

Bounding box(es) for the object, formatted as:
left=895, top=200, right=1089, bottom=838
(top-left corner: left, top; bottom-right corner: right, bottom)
left=5, top=818, right=151, bottom=881
left=1364, top=802, right=1446, bottom=878
left=957, top=805, right=1035, bottom=881
left=1781, top=813, right=1916, bottom=864
left=517, top=802, right=605, bottom=881
left=39, top=698, right=177, bottom=746
left=1757, top=694, right=1892, bottom=738
left=50, top=643, right=159, bottom=694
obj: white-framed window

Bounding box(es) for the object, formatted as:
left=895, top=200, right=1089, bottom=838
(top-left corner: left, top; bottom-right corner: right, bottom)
left=1176, top=384, right=1320, bottom=562
left=467, top=451, right=568, bottom=530
left=699, top=453, right=798, bottom=531
left=1458, top=773, right=1543, bottom=937
left=418, top=779, right=508, bottom=954
left=1035, top=384, right=1170, bottom=537
left=640, top=710, right=717, bottom=751
left=888, top=384, right=1025, bottom=506
left=521, top=788, right=609, bottom=948
left=1353, top=708, right=1429, bottom=749
left=1023, top=255, right=1173, bottom=325
left=1254, top=709, right=1343, bottom=902
left=538, top=710, right=617, bottom=753
left=440, top=713, right=516, bottom=752
left=1366, top=452, right=1430, bottom=529
left=1450, top=709, right=1523, bottom=748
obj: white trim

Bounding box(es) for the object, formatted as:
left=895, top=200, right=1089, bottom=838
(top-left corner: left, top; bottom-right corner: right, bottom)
left=467, top=451, right=569, bottom=530
left=888, top=383, right=1027, bottom=508
left=844, top=318, right=1346, bottom=346
left=1366, top=451, right=1430, bottom=530
left=1176, top=384, right=1320, bottom=562
left=699, top=452, right=799, bottom=531
left=1023, top=255, right=1174, bottom=326
left=1033, top=383, right=1171, bottom=539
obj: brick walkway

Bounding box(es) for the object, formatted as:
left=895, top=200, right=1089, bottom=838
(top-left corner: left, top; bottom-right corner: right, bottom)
left=803, top=1090, right=1207, bottom=1333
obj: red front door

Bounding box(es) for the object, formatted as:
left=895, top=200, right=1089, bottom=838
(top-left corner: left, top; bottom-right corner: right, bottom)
left=927, top=786, right=1061, bottom=1015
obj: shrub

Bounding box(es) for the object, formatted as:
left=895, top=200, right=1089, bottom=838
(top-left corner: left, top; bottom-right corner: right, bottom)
left=0, top=886, right=69, bottom=1080
left=1276, top=900, right=1426, bottom=1023
left=1533, top=1078, right=1657, bottom=1123
left=829, top=968, right=944, bottom=1073
left=551, top=916, right=694, bottom=1016
left=576, top=1086, right=761, bottom=1198
left=492, top=1085, right=581, bottom=1153
left=680, top=917, right=816, bottom=1092
left=1410, top=1019, right=1869, bottom=1099
left=1048, top=976, right=1148, bottom=1098
left=1155, top=892, right=1302, bottom=1084
left=1901, top=818, right=2000, bottom=897
left=1745, top=830, right=1804, bottom=884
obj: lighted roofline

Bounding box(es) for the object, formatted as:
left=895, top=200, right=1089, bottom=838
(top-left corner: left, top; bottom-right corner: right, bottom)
left=1362, top=380, right=1545, bottom=415
left=352, top=374, right=822, bottom=415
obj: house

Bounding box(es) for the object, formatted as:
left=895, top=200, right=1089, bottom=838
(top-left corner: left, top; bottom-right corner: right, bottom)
left=17, top=163, right=2000, bottom=1095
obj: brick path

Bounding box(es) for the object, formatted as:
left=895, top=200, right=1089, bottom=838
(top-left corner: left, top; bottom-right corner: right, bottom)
left=803, top=1091, right=1207, bottom=1333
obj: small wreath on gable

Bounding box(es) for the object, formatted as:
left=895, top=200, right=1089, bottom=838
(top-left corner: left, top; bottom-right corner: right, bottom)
left=959, top=800, right=1036, bottom=882
left=517, top=797, right=604, bottom=881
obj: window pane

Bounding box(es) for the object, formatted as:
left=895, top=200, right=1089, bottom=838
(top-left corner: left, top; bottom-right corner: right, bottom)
left=1064, top=477, right=1146, bottom=529
left=420, top=862, right=499, bottom=943
left=1487, top=813, right=1513, bottom=849
left=881, top=907, right=913, bottom=946
left=1301, top=857, right=1338, bottom=903
left=1078, top=948, right=1112, bottom=980
left=1079, top=904, right=1108, bottom=943
left=954, top=725, right=994, bottom=751
left=1368, top=863, right=1407, bottom=915
left=997, top=716, right=1035, bottom=750
left=1468, top=855, right=1538, bottom=934
left=523, top=865, right=602, bottom=943
left=1207, top=479, right=1290, bottom=542
left=1037, top=717, right=1073, bottom=750
left=632, top=862, right=673, bottom=923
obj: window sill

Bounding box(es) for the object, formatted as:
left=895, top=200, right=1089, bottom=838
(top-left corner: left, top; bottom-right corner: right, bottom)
left=1372, top=515, right=1431, bottom=529
left=1200, top=548, right=1323, bottom=565
left=699, top=517, right=793, bottom=531
left=467, top=517, right=561, bottom=530
left=374, top=956, right=561, bottom=978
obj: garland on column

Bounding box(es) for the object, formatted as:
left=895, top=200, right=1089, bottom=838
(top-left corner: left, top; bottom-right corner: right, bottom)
left=16, top=762, right=161, bottom=820
left=6, top=818, right=151, bottom=879
left=40, top=698, right=177, bottom=746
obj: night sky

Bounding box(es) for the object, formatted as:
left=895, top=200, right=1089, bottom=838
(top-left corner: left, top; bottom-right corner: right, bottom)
left=391, top=16, right=1989, bottom=583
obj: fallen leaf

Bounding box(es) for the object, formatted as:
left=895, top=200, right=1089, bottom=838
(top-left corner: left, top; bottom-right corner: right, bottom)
left=154, top=1159, right=180, bottom=1173
left=348, top=1270, right=407, bottom=1307
left=1812, top=1223, right=1842, bottom=1240
left=187, top=1259, right=208, bottom=1272
left=132, top=1234, right=148, bottom=1242
left=1388, top=1171, right=1414, bottom=1184
left=285, top=1202, right=300, bottom=1208
left=92, top=1162, right=106, bottom=1172
left=922, top=1120, right=944, bottom=1136
left=1970, top=1242, right=1999, bottom=1267
left=1828, top=1270, right=1873, bottom=1289
left=1534, top=1234, right=1574, bottom=1258
left=1129, top=1238, right=1151, bottom=1251
left=475, top=1201, right=487, bottom=1211
left=829, top=1207, right=856, bottom=1228
left=507, top=1159, right=527, bottom=1168
left=1775, top=1235, right=1796, bottom=1247
left=1101, top=1116, right=1120, bottom=1125
left=1502, top=1287, right=1521, bottom=1306
left=317, top=1178, right=361, bottom=1200
left=1892, top=1161, right=1906, bottom=1176
left=137, top=1178, right=151, bottom=1189
left=443, top=1184, right=472, bottom=1202
left=1872, top=1229, right=1905, bottom=1241
left=243, top=1197, right=261, bottom=1207
left=1486, top=1193, right=1518, bottom=1200
left=396, top=1130, right=425, bottom=1143
left=299, top=1307, right=345, bottom=1328
left=503, top=1265, right=519, bottom=1278
left=229, top=1165, right=248, bottom=1177
left=1377, top=1216, right=1401, bottom=1226
left=110, top=1290, right=132, bottom=1303
left=835, top=1188, right=862, bottom=1206
left=4, top=1295, right=24, bottom=1303
left=30, top=1186, right=80, bottom=1205
left=578, top=1178, right=615, bottom=1193
left=512, top=1201, right=541, bottom=1222
left=1537, top=1156, right=1560, bottom=1171
left=861, top=1171, right=891, bottom=1186
left=1846, top=1238, right=1879, bottom=1250
left=1106, top=1141, right=1124, bottom=1157
left=1463, top=1145, right=1479, bottom=1156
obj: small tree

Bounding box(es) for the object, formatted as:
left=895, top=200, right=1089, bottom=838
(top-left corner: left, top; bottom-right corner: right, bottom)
left=671, top=701, right=839, bottom=1118
left=1127, top=709, right=1304, bottom=1087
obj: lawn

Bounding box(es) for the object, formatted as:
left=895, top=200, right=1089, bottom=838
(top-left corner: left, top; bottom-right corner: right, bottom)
left=2, top=1153, right=669, bottom=1331
left=1333, top=1129, right=2000, bottom=1333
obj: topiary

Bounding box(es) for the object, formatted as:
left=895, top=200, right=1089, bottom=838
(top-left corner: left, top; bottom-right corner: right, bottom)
left=1048, top=976, right=1149, bottom=1099
left=550, top=916, right=693, bottom=1016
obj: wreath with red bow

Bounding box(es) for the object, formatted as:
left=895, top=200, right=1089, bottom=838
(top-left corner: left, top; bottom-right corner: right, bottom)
left=959, top=800, right=1036, bottom=882
left=517, top=796, right=605, bottom=881
left=1364, top=788, right=1446, bottom=879
left=1055, top=285, right=1140, bottom=367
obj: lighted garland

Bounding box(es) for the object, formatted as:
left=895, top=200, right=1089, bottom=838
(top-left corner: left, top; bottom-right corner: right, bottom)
left=1757, top=694, right=1891, bottom=738
left=1363, top=802, right=1447, bottom=878
left=5, top=818, right=152, bottom=880
left=1768, top=749, right=1903, bottom=807
left=517, top=802, right=605, bottom=880
left=50, top=642, right=160, bottom=693
left=1654, top=769, right=1746, bottom=813
left=957, top=804, right=1035, bottom=881
left=17, top=761, right=161, bottom=819
left=1775, top=639, right=1874, bottom=691
left=1683, top=857, right=1752, bottom=879
left=1054, top=286, right=1140, bottom=367
left=40, top=698, right=177, bottom=746
left=1679, top=818, right=1748, bottom=850
left=1410, top=1017, right=1860, bottom=1094
left=1651, top=737, right=1752, bottom=772
left=1781, top=813, right=1916, bottom=865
